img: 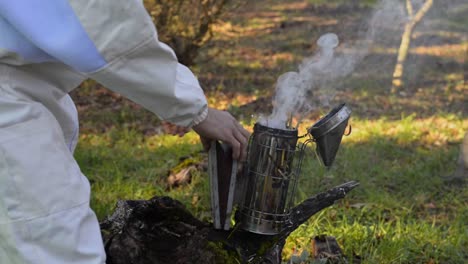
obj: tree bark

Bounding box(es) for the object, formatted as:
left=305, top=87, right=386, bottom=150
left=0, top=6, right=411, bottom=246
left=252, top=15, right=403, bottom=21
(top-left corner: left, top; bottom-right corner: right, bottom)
left=100, top=181, right=359, bottom=264
left=448, top=132, right=468, bottom=182
left=391, top=0, right=433, bottom=93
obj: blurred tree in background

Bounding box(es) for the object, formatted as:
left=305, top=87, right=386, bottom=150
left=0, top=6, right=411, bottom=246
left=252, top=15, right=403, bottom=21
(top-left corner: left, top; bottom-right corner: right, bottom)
left=73, top=1, right=239, bottom=132
left=144, top=0, right=234, bottom=66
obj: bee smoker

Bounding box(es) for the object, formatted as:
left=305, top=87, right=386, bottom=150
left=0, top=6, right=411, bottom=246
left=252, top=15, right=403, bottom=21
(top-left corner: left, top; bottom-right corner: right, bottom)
left=237, top=123, right=305, bottom=235
left=237, top=103, right=352, bottom=235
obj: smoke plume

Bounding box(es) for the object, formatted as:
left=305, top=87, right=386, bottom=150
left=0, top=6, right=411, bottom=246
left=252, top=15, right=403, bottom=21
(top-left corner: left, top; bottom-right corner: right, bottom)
left=260, top=1, right=406, bottom=129
left=261, top=0, right=467, bottom=129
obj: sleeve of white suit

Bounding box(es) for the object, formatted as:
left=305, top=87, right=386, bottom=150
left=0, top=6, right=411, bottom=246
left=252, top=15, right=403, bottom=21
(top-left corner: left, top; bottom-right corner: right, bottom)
left=0, top=0, right=208, bottom=127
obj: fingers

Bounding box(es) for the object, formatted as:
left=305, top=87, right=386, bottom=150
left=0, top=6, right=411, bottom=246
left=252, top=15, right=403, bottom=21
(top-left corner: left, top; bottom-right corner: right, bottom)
left=217, top=122, right=247, bottom=161
left=240, top=126, right=250, bottom=139
left=232, top=126, right=249, bottom=161
left=240, top=129, right=250, bottom=161
left=228, top=135, right=241, bottom=160
left=192, top=107, right=251, bottom=161
left=199, top=136, right=212, bottom=151
left=231, top=119, right=250, bottom=161
left=221, top=117, right=250, bottom=161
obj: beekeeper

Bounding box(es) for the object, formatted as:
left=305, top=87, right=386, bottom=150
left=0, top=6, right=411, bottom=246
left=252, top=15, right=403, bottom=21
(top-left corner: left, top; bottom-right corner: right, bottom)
left=0, top=0, right=250, bottom=263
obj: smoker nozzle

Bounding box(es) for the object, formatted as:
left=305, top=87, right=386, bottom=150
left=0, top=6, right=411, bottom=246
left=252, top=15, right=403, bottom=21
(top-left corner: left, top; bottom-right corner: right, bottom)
left=308, top=103, right=351, bottom=167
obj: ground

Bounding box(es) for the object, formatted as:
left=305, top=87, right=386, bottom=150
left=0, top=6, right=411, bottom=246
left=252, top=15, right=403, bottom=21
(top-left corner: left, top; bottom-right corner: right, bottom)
left=72, top=1, right=467, bottom=263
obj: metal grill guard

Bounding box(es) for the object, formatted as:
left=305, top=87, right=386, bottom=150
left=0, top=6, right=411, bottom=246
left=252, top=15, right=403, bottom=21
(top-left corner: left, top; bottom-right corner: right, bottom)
left=233, top=104, right=351, bottom=235
left=238, top=123, right=311, bottom=235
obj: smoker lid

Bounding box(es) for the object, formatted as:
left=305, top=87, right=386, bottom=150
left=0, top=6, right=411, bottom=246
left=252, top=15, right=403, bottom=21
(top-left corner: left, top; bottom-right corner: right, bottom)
left=308, top=103, right=351, bottom=167
left=308, top=103, right=351, bottom=139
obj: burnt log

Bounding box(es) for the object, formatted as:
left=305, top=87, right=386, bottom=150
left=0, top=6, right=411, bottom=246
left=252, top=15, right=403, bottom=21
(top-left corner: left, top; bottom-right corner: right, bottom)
left=100, top=181, right=359, bottom=264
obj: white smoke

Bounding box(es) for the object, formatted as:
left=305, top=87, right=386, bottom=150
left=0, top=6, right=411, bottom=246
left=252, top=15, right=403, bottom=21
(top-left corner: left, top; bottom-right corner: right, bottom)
left=263, top=33, right=340, bottom=129
left=260, top=0, right=407, bottom=129
left=261, top=32, right=360, bottom=129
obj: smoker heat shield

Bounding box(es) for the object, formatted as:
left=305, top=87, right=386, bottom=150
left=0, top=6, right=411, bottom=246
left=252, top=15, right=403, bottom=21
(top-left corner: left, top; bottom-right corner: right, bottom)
left=309, top=104, right=351, bottom=167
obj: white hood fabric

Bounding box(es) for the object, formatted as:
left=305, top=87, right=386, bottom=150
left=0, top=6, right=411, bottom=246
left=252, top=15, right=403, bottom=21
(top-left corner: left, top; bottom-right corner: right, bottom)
left=0, top=67, right=105, bottom=263
left=0, top=0, right=208, bottom=263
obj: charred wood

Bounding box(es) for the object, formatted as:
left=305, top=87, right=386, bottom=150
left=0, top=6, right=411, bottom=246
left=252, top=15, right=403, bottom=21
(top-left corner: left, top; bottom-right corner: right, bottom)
left=101, top=181, right=359, bottom=264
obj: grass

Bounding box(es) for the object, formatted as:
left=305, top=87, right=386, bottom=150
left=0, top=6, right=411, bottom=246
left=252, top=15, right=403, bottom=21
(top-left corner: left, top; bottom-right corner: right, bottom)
left=75, top=115, right=467, bottom=263
left=282, top=115, right=467, bottom=263
left=72, top=0, right=467, bottom=262
left=75, top=131, right=210, bottom=219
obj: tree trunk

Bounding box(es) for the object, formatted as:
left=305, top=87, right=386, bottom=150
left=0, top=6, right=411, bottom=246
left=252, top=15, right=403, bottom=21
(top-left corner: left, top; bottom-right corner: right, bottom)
left=100, top=181, right=359, bottom=264
left=445, top=132, right=468, bottom=186
left=391, top=0, right=433, bottom=93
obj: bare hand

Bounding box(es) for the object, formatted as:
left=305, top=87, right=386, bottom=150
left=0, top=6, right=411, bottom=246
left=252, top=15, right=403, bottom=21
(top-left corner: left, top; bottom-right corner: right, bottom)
left=192, top=108, right=250, bottom=161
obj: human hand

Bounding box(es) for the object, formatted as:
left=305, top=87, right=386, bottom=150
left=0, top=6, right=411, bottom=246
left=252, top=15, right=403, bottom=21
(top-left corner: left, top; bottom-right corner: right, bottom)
left=192, top=108, right=250, bottom=161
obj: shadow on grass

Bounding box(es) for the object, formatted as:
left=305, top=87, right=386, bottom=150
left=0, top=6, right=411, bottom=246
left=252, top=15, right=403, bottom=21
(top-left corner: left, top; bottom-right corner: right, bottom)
left=292, top=132, right=467, bottom=263
left=297, top=133, right=464, bottom=219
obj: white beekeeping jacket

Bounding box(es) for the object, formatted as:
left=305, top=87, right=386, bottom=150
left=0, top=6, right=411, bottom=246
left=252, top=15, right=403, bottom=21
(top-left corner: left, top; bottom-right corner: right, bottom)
left=0, top=0, right=208, bottom=127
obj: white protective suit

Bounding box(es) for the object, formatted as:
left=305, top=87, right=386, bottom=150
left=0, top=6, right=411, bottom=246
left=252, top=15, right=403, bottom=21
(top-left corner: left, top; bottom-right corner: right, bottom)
left=0, top=0, right=208, bottom=263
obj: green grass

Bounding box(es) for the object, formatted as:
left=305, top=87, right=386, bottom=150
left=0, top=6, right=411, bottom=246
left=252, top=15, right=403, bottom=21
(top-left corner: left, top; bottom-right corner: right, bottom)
left=284, top=115, right=468, bottom=263
left=75, top=115, right=467, bottom=263
left=75, top=131, right=211, bottom=220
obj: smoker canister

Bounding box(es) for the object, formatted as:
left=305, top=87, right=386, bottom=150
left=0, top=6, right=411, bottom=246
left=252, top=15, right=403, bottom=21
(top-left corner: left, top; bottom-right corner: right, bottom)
left=238, top=123, right=302, bottom=235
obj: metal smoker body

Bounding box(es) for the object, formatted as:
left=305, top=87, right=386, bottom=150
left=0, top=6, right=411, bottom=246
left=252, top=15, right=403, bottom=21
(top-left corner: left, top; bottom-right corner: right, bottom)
left=208, top=103, right=351, bottom=235
left=238, top=104, right=351, bottom=235
left=238, top=124, right=308, bottom=235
